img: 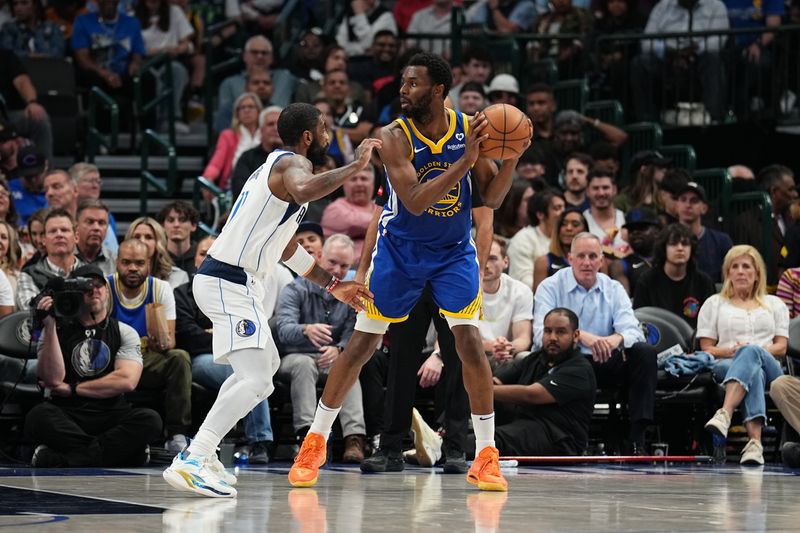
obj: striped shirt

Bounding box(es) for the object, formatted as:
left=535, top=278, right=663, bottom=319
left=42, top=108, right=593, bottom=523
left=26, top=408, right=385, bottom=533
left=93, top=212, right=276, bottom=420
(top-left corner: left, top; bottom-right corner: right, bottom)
left=776, top=267, right=800, bottom=319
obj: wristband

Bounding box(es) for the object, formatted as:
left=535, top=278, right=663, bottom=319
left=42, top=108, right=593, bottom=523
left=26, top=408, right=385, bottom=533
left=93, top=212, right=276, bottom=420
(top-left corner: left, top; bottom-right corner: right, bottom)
left=325, top=277, right=340, bottom=293
left=70, top=381, right=78, bottom=398
left=283, top=244, right=315, bottom=276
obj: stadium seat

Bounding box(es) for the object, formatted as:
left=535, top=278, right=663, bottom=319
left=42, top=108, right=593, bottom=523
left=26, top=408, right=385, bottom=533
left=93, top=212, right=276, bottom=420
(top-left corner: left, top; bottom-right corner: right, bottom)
left=21, top=57, right=81, bottom=155
left=693, top=168, right=733, bottom=226
left=727, top=191, right=773, bottom=277
left=621, top=122, right=663, bottom=184
left=553, top=79, right=589, bottom=113
left=0, top=312, right=41, bottom=416
left=659, top=144, right=697, bottom=173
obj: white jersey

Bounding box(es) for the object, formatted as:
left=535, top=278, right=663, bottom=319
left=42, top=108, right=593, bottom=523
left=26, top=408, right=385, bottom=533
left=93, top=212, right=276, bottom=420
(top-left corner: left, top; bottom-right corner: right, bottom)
left=208, top=149, right=309, bottom=275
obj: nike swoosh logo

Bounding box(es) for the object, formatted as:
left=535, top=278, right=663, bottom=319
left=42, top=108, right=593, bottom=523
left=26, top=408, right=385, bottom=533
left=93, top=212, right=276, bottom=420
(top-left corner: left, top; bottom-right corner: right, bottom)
left=550, top=380, right=559, bottom=386
left=414, top=146, right=427, bottom=153
left=478, top=415, right=495, bottom=421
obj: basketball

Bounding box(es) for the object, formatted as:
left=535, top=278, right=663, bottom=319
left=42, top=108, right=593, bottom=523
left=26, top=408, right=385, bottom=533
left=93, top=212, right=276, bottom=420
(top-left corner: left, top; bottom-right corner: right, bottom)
left=479, top=104, right=532, bottom=160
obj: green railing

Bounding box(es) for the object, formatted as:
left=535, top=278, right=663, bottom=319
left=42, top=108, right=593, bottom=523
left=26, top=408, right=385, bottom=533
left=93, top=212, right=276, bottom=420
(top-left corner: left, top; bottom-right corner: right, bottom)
left=203, top=20, right=243, bottom=155
left=86, top=86, right=118, bottom=162
left=134, top=53, right=175, bottom=150
left=728, top=191, right=774, bottom=278
left=140, top=129, right=178, bottom=216
left=193, top=176, right=229, bottom=237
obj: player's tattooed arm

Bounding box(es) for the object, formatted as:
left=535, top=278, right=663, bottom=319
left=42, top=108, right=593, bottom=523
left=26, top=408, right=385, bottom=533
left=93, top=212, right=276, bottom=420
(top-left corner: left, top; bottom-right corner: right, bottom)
left=379, top=121, right=487, bottom=216
left=282, top=138, right=382, bottom=204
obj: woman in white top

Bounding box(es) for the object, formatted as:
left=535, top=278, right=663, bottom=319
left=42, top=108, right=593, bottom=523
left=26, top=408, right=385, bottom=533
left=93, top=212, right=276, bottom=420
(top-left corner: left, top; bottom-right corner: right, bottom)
left=135, top=0, right=194, bottom=129
left=126, top=217, right=189, bottom=289
left=697, top=245, right=789, bottom=465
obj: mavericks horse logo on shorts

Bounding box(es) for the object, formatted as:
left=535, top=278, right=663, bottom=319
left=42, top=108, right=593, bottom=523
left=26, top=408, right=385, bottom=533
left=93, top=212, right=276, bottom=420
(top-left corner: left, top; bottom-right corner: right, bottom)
left=236, top=319, right=257, bottom=337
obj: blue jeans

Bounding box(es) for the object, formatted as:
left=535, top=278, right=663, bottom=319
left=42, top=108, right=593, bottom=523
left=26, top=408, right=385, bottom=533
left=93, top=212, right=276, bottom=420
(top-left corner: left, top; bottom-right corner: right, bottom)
left=713, top=345, right=784, bottom=424
left=192, top=353, right=273, bottom=443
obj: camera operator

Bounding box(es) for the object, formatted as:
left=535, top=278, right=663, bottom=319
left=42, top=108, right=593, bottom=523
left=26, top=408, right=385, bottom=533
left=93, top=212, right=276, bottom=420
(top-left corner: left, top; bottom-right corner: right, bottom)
left=24, top=265, right=162, bottom=467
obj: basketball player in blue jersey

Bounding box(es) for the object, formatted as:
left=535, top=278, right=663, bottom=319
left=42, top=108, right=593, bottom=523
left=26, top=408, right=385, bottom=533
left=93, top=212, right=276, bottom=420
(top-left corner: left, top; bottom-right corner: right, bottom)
left=163, top=103, right=380, bottom=498
left=290, top=53, right=531, bottom=492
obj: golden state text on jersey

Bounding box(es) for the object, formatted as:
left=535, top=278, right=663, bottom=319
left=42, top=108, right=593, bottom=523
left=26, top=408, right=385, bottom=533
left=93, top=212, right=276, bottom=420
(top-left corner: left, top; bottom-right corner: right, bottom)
left=380, top=108, right=472, bottom=247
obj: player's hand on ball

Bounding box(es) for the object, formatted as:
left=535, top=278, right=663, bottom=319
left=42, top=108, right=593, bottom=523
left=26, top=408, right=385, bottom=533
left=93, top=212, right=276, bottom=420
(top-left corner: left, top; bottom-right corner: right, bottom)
left=331, top=281, right=374, bottom=312
left=465, top=112, right=489, bottom=166
left=354, top=138, right=383, bottom=169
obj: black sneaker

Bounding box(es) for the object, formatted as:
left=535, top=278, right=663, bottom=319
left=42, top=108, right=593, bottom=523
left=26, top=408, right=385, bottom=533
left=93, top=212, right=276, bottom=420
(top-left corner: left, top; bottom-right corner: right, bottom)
left=442, top=445, right=467, bottom=474
left=249, top=441, right=270, bottom=464
left=360, top=449, right=404, bottom=473
left=781, top=442, right=800, bottom=468
left=31, top=445, right=67, bottom=468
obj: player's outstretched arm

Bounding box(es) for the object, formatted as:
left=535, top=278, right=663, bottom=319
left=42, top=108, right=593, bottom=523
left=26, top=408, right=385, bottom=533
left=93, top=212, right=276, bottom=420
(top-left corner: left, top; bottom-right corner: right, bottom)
left=282, top=138, right=382, bottom=204
left=380, top=116, right=488, bottom=216
left=281, top=240, right=374, bottom=312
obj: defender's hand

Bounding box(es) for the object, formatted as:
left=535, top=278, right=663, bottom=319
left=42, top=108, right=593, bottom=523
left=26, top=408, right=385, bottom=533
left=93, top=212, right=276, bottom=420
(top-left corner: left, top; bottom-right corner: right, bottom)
left=354, top=138, right=383, bottom=170
left=330, top=281, right=374, bottom=312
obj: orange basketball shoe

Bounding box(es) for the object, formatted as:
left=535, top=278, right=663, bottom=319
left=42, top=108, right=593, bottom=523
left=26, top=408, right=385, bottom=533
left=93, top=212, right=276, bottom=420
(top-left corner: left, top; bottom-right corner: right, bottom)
left=288, top=432, right=327, bottom=487
left=466, top=446, right=508, bottom=492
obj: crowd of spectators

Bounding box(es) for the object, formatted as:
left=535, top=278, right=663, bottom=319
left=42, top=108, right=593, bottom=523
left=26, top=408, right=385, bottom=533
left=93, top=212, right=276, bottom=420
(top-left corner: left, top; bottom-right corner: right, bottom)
left=2, top=0, right=800, bottom=468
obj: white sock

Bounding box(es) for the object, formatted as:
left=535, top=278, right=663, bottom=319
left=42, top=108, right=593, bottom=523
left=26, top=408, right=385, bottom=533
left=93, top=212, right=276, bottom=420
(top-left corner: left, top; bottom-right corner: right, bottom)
left=472, top=413, right=496, bottom=453
left=187, top=428, right=221, bottom=458
left=308, top=401, right=341, bottom=438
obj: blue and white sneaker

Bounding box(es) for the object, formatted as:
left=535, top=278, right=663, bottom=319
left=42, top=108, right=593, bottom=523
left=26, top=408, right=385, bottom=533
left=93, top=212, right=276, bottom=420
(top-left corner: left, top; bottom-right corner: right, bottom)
left=163, top=451, right=237, bottom=498
left=208, top=455, right=237, bottom=486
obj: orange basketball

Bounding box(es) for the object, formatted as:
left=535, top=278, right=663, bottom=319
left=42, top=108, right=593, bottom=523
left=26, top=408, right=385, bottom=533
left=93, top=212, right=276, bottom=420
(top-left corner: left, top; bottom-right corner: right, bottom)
left=479, top=104, right=532, bottom=160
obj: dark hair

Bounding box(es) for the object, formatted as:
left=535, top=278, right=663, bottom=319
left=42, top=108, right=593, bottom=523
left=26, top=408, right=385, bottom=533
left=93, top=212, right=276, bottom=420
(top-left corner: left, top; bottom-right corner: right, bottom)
left=462, top=46, right=492, bottom=66
left=550, top=207, right=588, bottom=257
left=588, top=141, right=618, bottom=161
left=660, top=168, right=691, bottom=195
left=135, top=0, right=170, bottom=32
left=14, top=0, right=44, bottom=22
left=395, top=46, right=424, bottom=75
left=44, top=207, right=75, bottom=229
left=27, top=207, right=49, bottom=235
left=544, top=307, right=580, bottom=331
left=587, top=165, right=616, bottom=184
left=407, top=52, right=453, bottom=95
left=494, top=181, right=533, bottom=237
left=758, top=164, right=794, bottom=192
left=527, top=188, right=564, bottom=228
left=652, top=223, right=698, bottom=270
left=460, top=81, right=486, bottom=97
left=565, top=152, right=594, bottom=170
left=278, top=103, right=322, bottom=146
left=157, top=200, right=199, bottom=226
left=76, top=199, right=109, bottom=219
left=526, top=83, right=554, bottom=97
left=373, top=29, right=397, bottom=43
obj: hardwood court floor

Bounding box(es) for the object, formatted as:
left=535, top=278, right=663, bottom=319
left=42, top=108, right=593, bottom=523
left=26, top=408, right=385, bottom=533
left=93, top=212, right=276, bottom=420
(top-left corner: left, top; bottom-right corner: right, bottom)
left=0, top=462, right=798, bottom=531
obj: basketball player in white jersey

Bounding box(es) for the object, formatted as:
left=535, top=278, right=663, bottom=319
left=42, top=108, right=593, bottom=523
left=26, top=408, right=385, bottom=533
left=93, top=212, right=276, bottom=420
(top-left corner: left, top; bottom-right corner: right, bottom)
left=163, top=103, right=379, bottom=498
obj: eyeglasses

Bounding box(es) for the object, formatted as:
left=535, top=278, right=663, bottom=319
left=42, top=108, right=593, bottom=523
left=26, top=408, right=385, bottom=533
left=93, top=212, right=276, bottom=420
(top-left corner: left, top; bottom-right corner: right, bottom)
left=88, top=279, right=107, bottom=290
left=248, top=49, right=272, bottom=56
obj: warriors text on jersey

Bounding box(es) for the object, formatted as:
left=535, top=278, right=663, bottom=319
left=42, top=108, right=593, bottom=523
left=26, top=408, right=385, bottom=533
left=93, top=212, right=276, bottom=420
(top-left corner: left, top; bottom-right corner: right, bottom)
left=380, top=108, right=472, bottom=247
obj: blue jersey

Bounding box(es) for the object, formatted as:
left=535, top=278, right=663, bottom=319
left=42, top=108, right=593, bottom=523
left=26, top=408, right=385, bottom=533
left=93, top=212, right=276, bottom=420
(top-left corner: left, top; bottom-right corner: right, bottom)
left=108, top=274, right=156, bottom=339
left=380, top=108, right=472, bottom=247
